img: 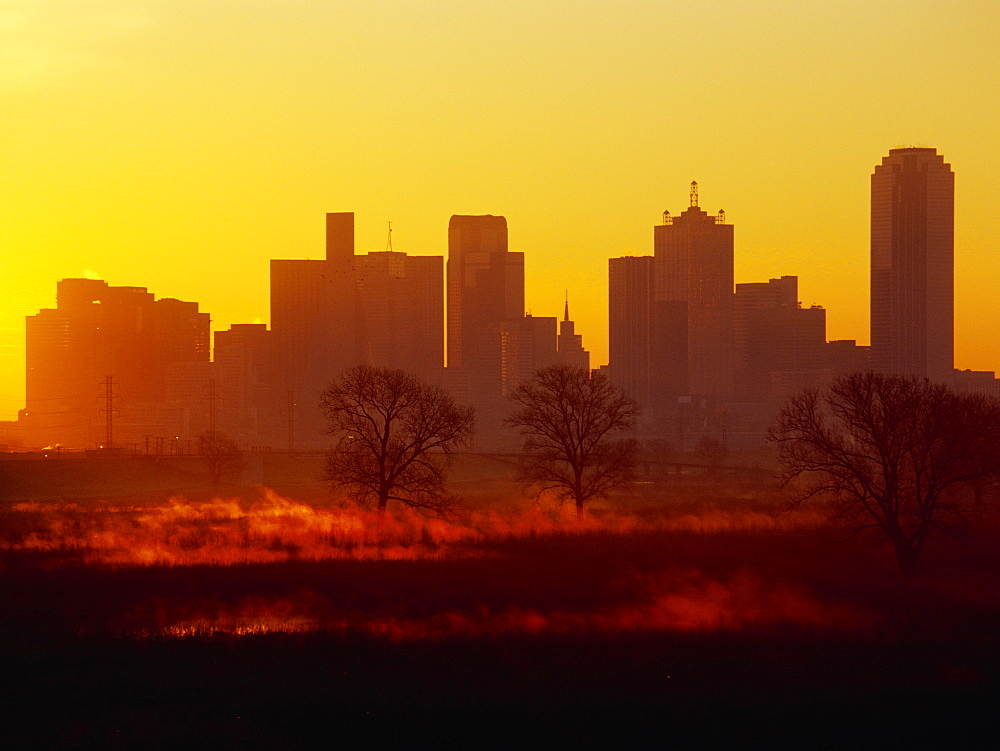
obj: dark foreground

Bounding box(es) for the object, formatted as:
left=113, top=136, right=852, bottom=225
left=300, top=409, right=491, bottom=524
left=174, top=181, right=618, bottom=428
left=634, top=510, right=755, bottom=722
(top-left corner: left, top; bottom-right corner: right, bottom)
left=2, top=491, right=999, bottom=747
left=4, top=627, right=998, bottom=748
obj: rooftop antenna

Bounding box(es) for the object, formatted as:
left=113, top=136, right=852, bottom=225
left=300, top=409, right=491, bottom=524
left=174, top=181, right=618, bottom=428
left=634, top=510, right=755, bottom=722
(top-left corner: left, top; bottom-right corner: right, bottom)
left=690, top=181, right=698, bottom=208
left=385, top=220, right=393, bottom=251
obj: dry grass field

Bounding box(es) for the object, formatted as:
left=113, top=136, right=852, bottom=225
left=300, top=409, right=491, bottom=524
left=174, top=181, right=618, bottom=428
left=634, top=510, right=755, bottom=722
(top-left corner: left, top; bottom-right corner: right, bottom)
left=2, top=454, right=998, bottom=746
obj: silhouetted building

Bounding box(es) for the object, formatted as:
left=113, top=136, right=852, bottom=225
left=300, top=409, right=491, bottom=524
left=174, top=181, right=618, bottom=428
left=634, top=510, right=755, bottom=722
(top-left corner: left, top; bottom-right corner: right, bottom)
left=654, top=182, right=734, bottom=402
left=354, top=250, right=444, bottom=384
left=608, top=255, right=655, bottom=411
left=214, top=323, right=275, bottom=443
left=23, top=278, right=209, bottom=449
left=953, top=369, right=1000, bottom=400
left=500, top=314, right=557, bottom=396
left=446, top=215, right=525, bottom=443
left=556, top=297, right=590, bottom=373
left=270, top=212, right=359, bottom=446
left=733, top=275, right=797, bottom=376
left=734, top=276, right=825, bottom=403
left=871, top=148, right=954, bottom=384
left=826, top=339, right=871, bottom=377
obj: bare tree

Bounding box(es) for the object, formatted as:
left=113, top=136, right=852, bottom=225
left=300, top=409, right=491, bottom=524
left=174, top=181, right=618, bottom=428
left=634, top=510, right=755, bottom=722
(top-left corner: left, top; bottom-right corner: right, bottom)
left=769, top=371, right=1000, bottom=578
left=197, top=431, right=244, bottom=489
left=507, top=364, right=640, bottom=518
left=320, top=365, right=474, bottom=514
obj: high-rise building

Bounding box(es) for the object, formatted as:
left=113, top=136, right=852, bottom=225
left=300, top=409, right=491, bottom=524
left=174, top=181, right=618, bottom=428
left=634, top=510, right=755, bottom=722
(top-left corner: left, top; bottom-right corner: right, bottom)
left=608, top=255, right=655, bottom=408
left=826, top=339, right=871, bottom=377
left=733, top=276, right=826, bottom=403
left=270, top=212, right=359, bottom=446
left=214, top=323, right=274, bottom=443
left=871, top=148, right=954, bottom=383
left=555, top=297, right=590, bottom=373
left=733, top=275, right=797, bottom=375
left=446, top=215, right=525, bottom=442
left=654, top=182, right=734, bottom=402
left=500, top=314, right=557, bottom=397
left=23, top=279, right=209, bottom=449
left=354, top=250, right=444, bottom=384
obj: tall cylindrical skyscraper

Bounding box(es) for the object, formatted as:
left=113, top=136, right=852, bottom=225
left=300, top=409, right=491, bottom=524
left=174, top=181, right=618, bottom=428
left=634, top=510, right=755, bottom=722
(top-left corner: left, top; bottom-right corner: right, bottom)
left=870, top=148, right=954, bottom=383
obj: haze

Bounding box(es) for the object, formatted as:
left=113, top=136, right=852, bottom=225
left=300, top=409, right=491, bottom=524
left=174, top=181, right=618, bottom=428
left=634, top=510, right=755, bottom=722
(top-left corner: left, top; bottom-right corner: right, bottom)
left=3, top=0, right=1000, bottom=419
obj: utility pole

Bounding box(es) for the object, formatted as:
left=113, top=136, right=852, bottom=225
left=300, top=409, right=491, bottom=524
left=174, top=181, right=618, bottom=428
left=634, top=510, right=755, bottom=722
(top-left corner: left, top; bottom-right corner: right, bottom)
left=98, top=376, right=118, bottom=449
left=287, top=390, right=295, bottom=453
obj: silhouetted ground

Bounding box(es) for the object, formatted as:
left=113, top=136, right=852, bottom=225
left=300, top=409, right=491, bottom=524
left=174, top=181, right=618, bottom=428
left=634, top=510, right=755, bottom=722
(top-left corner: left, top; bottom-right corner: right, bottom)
left=1, top=463, right=998, bottom=747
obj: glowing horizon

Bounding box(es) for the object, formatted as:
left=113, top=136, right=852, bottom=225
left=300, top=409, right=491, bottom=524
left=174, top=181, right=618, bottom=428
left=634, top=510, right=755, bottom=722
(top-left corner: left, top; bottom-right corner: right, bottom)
left=3, top=1, right=1000, bottom=420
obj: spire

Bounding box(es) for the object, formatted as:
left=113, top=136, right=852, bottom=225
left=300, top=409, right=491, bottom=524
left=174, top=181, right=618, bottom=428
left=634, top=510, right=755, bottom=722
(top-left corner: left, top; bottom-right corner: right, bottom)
left=690, top=180, right=698, bottom=208
left=564, top=290, right=569, bottom=322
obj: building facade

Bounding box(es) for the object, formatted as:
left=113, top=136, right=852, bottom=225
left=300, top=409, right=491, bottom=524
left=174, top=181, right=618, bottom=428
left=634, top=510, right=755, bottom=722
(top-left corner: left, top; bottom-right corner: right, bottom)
left=446, top=215, right=525, bottom=443
left=870, top=147, right=954, bottom=384
left=654, top=183, right=734, bottom=402
left=23, top=278, right=210, bottom=449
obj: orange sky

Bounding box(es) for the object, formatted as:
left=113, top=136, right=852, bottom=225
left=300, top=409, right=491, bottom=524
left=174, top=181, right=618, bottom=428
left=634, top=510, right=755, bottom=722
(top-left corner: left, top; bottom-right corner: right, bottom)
left=3, top=1, right=1000, bottom=420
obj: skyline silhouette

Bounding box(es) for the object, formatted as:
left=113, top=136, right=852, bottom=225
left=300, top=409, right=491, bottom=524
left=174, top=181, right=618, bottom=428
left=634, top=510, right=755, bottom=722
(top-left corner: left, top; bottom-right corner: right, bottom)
left=6, top=147, right=997, bottom=452
left=3, top=2, right=1000, bottom=421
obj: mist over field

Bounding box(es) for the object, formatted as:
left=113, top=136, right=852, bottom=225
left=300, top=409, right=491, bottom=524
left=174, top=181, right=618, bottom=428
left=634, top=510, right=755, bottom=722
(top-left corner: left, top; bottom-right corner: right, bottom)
left=2, top=452, right=999, bottom=745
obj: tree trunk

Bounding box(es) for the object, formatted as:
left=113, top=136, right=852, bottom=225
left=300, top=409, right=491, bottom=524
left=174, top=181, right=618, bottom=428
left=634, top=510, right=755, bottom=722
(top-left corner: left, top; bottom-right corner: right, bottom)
left=892, top=537, right=921, bottom=580
left=575, top=498, right=583, bottom=520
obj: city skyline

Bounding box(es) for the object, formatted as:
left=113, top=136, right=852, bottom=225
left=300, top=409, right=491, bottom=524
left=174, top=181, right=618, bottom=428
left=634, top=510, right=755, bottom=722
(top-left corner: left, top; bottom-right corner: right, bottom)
left=3, top=2, right=1000, bottom=420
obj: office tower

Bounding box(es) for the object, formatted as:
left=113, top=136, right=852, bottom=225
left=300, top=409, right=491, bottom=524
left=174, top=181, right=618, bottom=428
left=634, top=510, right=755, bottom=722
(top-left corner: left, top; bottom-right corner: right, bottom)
left=23, top=279, right=209, bottom=449
left=871, top=148, right=954, bottom=383
left=733, top=275, right=797, bottom=375
left=654, top=182, right=734, bottom=402
left=214, top=323, right=274, bottom=442
left=608, top=256, right=655, bottom=407
left=556, top=297, right=590, bottom=373
left=354, top=250, right=444, bottom=383
left=733, top=276, right=827, bottom=402
left=826, top=340, right=871, bottom=377
left=270, top=212, right=359, bottom=446
left=500, top=314, right=557, bottom=396
left=743, top=303, right=826, bottom=404
left=446, top=215, right=525, bottom=442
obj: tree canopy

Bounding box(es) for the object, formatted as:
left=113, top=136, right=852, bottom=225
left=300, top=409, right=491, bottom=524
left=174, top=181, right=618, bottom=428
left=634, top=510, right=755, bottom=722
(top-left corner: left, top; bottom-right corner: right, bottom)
left=769, top=371, right=1000, bottom=577
left=320, top=365, right=474, bottom=514
left=507, top=364, right=640, bottom=518
left=197, top=431, right=243, bottom=489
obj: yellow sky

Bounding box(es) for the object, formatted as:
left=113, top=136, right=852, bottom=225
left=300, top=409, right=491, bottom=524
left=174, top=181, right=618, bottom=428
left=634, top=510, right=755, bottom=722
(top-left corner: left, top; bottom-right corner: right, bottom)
left=3, top=0, right=1000, bottom=420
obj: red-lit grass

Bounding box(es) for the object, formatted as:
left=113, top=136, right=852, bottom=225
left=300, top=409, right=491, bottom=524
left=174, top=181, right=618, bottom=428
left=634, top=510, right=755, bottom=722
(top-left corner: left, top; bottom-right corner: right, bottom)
left=2, top=484, right=999, bottom=747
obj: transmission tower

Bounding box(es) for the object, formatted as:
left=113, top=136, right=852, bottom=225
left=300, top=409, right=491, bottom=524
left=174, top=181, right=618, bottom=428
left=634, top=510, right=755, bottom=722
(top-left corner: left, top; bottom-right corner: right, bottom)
left=98, top=376, right=119, bottom=449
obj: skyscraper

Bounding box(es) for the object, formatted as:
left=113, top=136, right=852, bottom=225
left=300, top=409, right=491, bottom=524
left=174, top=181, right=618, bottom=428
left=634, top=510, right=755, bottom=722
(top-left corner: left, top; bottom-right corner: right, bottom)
left=608, top=256, right=654, bottom=405
left=654, top=182, right=734, bottom=402
left=23, top=279, right=210, bottom=448
left=354, top=250, right=444, bottom=383
left=446, top=215, right=524, bottom=443
left=270, top=212, right=359, bottom=445
left=870, top=148, right=954, bottom=383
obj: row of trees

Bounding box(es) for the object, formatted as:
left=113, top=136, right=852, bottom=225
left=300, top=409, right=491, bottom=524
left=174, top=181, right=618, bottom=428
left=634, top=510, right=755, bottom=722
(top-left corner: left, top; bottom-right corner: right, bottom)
left=320, top=364, right=1000, bottom=578
left=320, top=364, right=638, bottom=518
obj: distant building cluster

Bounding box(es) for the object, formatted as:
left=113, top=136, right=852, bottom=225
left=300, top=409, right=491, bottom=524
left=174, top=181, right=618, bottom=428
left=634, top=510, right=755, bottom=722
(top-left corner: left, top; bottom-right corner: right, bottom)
left=5, top=147, right=995, bottom=452
left=7, top=213, right=589, bottom=451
